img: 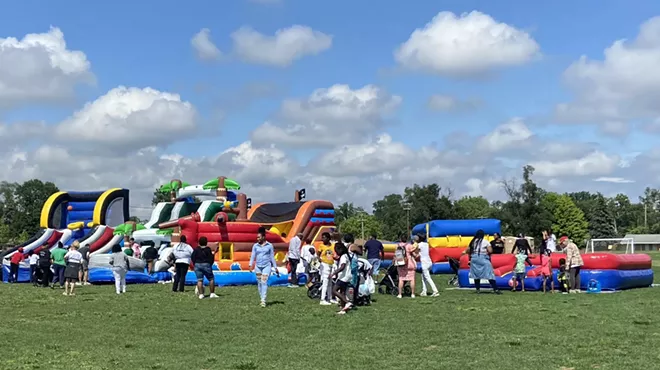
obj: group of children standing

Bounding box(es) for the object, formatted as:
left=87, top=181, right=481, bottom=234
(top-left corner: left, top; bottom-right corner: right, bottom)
left=510, top=230, right=573, bottom=294
left=306, top=232, right=373, bottom=315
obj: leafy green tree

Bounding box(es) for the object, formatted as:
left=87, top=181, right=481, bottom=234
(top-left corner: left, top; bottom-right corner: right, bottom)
left=373, top=193, right=406, bottom=241
left=588, top=194, right=616, bottom=239
left=334, top=202, right=364, bottom=226
left=552, top=194, right=589, bottom=246
left=403, top=184, right=454, bottom=225
left=339, top=213, right=383, bottom=241
left=498, top=166, right=553, bottom=239
left=608, top=194, right=641, bottom=236
left=152, top=189, right=171, bottom=205
left=12, top=180, right=59, bottom=237
left=454, top=196, right=491, bottom=219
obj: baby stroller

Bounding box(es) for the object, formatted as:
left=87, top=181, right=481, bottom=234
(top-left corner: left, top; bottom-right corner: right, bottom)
left=378, top=264, right=411, bottom=296
left=447, top=257, right=460, bottom=286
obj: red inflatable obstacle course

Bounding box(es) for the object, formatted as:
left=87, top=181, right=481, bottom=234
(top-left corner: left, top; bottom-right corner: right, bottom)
left=528, top=253, right=652, bottom=270
left=458, top=252, right=654, bottom=291
left=429, top=247, right=465, bottom=263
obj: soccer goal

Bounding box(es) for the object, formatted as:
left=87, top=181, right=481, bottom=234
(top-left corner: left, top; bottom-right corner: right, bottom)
left=586, top=238, right=635, bottom=254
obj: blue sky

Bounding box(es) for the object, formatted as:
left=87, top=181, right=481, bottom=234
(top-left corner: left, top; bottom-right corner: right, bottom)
left=1, top=1, right=660, bottom=212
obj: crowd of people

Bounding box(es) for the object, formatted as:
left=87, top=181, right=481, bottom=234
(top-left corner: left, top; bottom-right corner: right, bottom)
left=466, top=229, right=584, bottom=294
left=5, top=227, right=586, bottom=306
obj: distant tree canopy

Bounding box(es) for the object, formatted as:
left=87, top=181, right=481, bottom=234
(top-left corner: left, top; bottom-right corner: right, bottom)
left=0, top=167, right=655, bottom=248
left=337, top=165, right=652, bottom=244
left=0, top=180, right=59, bottom=243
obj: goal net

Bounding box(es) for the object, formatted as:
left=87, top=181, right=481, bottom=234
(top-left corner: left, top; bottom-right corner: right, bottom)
left=586, top=238, right=634, bottom=254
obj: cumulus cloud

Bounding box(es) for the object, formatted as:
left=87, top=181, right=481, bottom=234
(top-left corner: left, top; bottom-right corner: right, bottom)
left=477, top=118, right=533, bottom=152
left=529, top=151, right=621, bottom=177
left=251, top=84, right=401, bottom=147
left=557, top=16, right=660, bottom=126
left=0, top=27, right=93, bottom=107
left=54, top=86, right=197, bottom=152
left=231, top=25, right=332, bottom=67
left=395, top=11, right=540, bottom=77
left=191, top=28, right=222, bottom=61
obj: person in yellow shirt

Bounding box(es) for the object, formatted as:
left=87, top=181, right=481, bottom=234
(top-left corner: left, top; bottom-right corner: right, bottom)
left=318, top=232, right=336, bottom=305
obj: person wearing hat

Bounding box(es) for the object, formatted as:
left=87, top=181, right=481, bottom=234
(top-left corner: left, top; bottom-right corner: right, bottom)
left=559, top=235, right=583, bottom=293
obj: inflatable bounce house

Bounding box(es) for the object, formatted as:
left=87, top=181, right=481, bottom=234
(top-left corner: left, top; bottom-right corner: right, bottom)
left=87, top=177, right=335, bottom=286
left=1, top=189, right=130, bottom=282
left=407, top=219, right=501, bottom=274
left=457, top=252, right=654, bottom=291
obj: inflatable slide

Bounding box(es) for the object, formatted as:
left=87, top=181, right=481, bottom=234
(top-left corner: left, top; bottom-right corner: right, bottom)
left=2, top=189, right=129, bottom=282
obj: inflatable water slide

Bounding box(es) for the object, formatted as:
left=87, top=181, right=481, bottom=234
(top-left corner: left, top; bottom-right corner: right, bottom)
left=457, top=252, right=654, bottom=291
left=147, top=178, right=335, bottom=286
left=2, top=189, right=129, bottom=282
left=125, top=178, right=242, bottom=252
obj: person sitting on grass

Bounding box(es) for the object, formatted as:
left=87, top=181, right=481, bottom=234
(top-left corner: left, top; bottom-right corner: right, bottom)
left=248, top=227, right=280, bottom=308
left=331, top=242, right=353, bottom=315
left=557, top=258, right=569, bottom=294
left=192, top=237, right=218, bottom=300
left=63, top=243, right=83, bottom=296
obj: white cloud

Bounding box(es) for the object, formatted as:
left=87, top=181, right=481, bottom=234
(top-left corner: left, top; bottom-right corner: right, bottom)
left=251, top=84, right=401, bottom=147
left=0, top=27, right=93, bottom=107
left=54, top=86, right=197, bottom=152
left=529, top=151, right=621, bottom=177
left=395, top=11, right=540, bottom=77
left=477, top=118, right=533, bottom=152
left=557, top=16, right=660, bottom=125
left=309, top=134, right=415, bottom=176
left=427, top=94, right=482, bottom=112
left=231, top=25, right=332, bottom=67
left=594, top=177, right=635, bottom=184
left=191, top=28, right=222, bottom=61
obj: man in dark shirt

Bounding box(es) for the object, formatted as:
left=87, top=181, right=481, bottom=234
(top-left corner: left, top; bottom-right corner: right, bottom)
left=143, top=245, right=159, bottom=274
left=191, top=237, right=217, bottom=299
left=363, top=234, right=384, bottom=278
left=490, top=233, right=505, bottom=254
left=37, top=243, right=52, bottom=287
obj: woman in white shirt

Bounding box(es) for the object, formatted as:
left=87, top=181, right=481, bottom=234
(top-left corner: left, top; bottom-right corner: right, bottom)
left=464, top=229, right=501, bottom=294
left=170, top=235, right=194, bottom=293
left=416, top=234, right=439, bottom=297
left=63, top=244, right=83, bottom=296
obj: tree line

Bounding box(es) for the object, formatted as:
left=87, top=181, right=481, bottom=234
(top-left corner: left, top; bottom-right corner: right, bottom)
left=336, top=165, right=657, bottom=246
left=1, top=166, right=658, bottom=247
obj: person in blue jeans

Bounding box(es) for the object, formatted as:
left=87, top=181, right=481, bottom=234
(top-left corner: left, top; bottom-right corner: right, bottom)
left=191, top=236, right=218, bottom=300
left=363, top=233, right=384, bottom=279
left=249, top=228, right=280, bottom=307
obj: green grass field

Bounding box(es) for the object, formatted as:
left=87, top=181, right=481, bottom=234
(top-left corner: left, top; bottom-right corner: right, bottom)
left=2, top=256, right=660, bottom=370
